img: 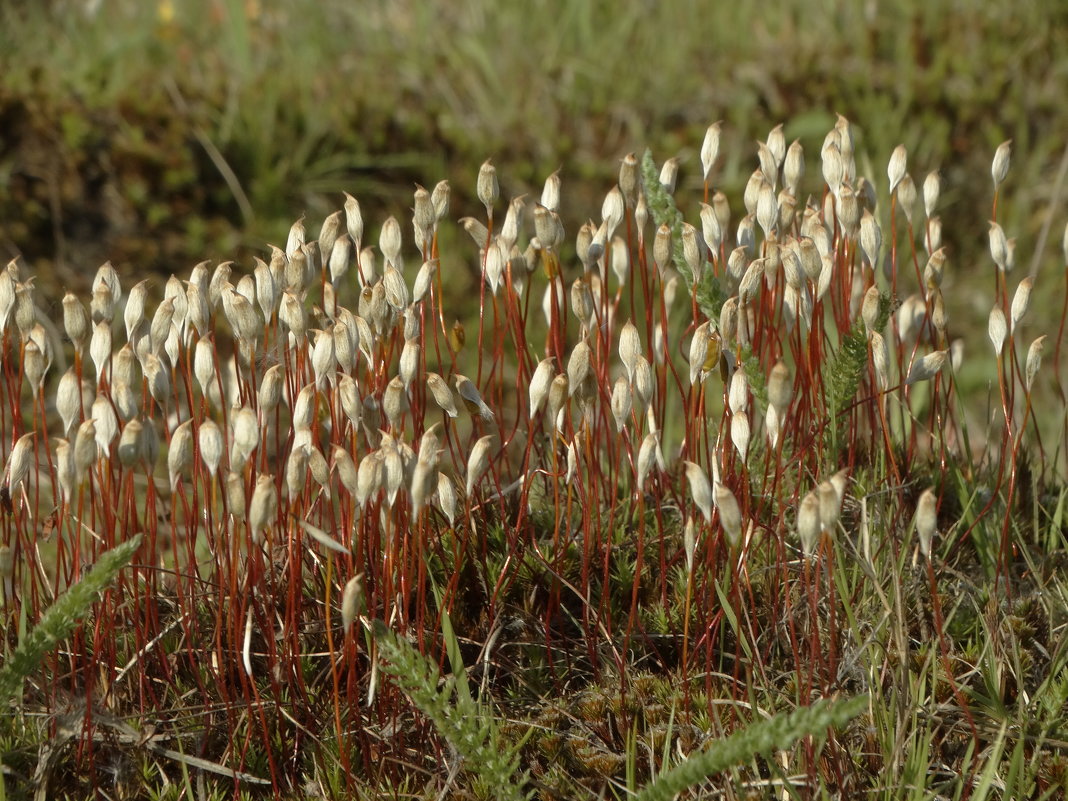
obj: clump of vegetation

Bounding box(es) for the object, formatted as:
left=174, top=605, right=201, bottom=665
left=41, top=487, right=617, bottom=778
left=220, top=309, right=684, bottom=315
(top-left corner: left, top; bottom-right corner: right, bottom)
left=0, top=111, right=1066, bottom=799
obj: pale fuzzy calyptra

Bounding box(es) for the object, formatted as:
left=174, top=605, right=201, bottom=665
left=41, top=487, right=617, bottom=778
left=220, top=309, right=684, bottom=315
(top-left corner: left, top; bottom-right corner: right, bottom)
left=567, top=340, right=591, bottom=396
left=249, top=474, right=278, bottom=543
left=714, top=484, right=743, bottom=552
left=897, top=173, right=918, bottom=224
left=618, top=321, right=641, bottom=384
left=425, top=372, right=458, bottom=418
left=988, top=307, right=1008, bottom=356
left=199, top=419, right=224, bottom=478
left=989, top=221, right=1009, bottom=270
left=478, top=160, right=499, bottom=213
left=634, top=356, right=654, bottom=411
left=54, top=439, right=75, bottom=504
left=332, top=447, right=359, bottom=497
left=341, top=574, right=365, bottom=631
left=528, top=359, right=554, bottom=420
left=700, top=121, right=722, bottom=180
left=89, top=320, right=112, bottom=383
left=636, top=432, right=663, bottom=492
left=466, top=435, right=495, bottom=497
left=1025, top=335, right=1046, bottom=393
left=437, top=472, right=457, bottom=526
left=887, top=144, right=907, bottom=194
left=5, top=432, right=36, bottom=494
left=730, top=411, right=750, bottom=462
left=700, top=204, right=722, bottom=256
left=905, top=350, right=948, bottom=385
left=784, top=140, right=804, bottom=196
left=688, top=322, right=711, bottom=386
left=1010, top=277, right=1033, bottom=332
left=683, top=461, right=714, bottom=524
left=73, top=420, right=97, bottom=479
left=915, top=488, right=938, bottom=559
left=798, top=491, right=821, bottom=559
left=728, top=368, right=748, bottom=415
left=870, top=332, right=890, bottom=390
left=454, top=374, right=493, bottom=421
left=91, top=395, right=118, bottom=454
left=117, top=419, right=144, bottom=468
left=992, top=140, right=1012, bottom=188
left=168, top=419, right=194, bottom=492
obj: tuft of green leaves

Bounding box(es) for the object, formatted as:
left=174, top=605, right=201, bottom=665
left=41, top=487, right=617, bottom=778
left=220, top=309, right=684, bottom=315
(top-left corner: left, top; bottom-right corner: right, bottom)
left=640, top=149, right=726, bottom=321
left=635, top=694, right=868, bottom=801
left=0, top=534, right=142, bottom=704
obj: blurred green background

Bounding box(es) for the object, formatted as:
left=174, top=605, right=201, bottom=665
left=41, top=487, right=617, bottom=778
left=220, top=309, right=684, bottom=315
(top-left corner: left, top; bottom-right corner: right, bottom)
left=1, top=0, right=1066, bottom=329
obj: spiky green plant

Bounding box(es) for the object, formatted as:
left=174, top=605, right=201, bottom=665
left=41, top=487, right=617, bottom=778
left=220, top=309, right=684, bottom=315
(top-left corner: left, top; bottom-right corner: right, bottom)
left=0, top=534, right=142, bottom=704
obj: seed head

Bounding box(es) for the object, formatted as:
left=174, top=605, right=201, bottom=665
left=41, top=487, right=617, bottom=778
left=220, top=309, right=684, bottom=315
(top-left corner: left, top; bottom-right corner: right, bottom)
left=714, top=484, right=743, bottom=552
left=466, top=435, right=495, bottom=497
left=768, top=361, right=791, bottom=416
left=798, top=491, right=821, bottom=558
left=382, top=376, right=408, bottom=430
left=784, top=140, right=804, bottom=196
left=991, top=140, right=1012, bottom=188
left=887, top=144, right=907, bottom=194
left=634, top=355, right=654, bottom=410
left=198, top=419, right=223, bottom=478
left=636, top=432, right=663, bottom=492
left=340, top=573, right=365, bottom=632
left=870, top=331, right=889, bottom=390
left=437, top=472, right=457, bottom=526
left=988, top=306, right=1007, bottom=356
left=905, top=350, right=948, bottom=385
left=1025, top=335, right=1046, bottom=393
left=914, top=488, right=938, bottom=559
left=728, top=367, right=748, bottom=414
left=89, top=320, right=112, bottom=384
left=5, top=432, right=36, bottom=495
left=478, top=160, right=499, bottom=214
left=683, top=461, right=713, bottom=523
left=566, top=340, right=592, bottom=396
left=168, top=419, right=194, bottom=491
left=1010, top=277, right=1033, bottom=332
left=897, top=174, right=918, bottom=224
left=730, top=411, right=750, bottom=462
left=700, top=122, right=722, bottom=181
left=653, top=224, right=673, bottom=274
left=923, top=171, right=940, bottom=218
left=618, top=320, right=641, bottom=384
left=74, top=420, right=97, bottom=479
left=529, top=358, right=554, bottom=420
left=23, top=340, right=46, bottom=396
left=249, top=474, right=278, bottom=543
left=63, top=293, right=90, bottom=353
left=988, top=221, right=1009, bottom=271
left=426, top=372, right=459, bottom=418
left=454, top=374, right=493, bottom=421
left=91, top=395, right=118, bottom=454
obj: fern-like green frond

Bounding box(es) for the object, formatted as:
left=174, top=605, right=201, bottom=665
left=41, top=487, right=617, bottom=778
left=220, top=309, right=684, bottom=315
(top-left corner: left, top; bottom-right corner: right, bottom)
left=371, top=620, right=528, bottom=801
left=634, top=694, right=867, bottom=801
left=0, top=534, right=143, bottom=704
left=641, top=149, right=726, bottom=321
